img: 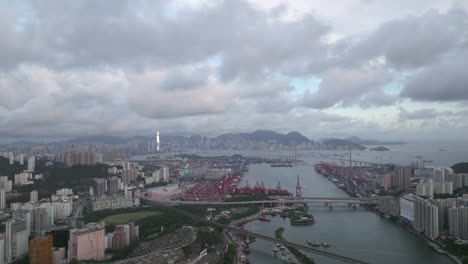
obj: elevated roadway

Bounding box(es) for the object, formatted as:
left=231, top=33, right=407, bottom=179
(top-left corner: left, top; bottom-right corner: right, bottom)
left=141, top=197, right=369, bottom=264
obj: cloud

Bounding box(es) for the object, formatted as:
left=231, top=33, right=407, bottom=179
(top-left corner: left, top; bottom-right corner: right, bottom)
left=1, top=0, right=468, bottom=141
left=340, top=7, right=468, bottom=68
left=302, top=66, right=392, bottom=109
left=400, top=51, right=468, bottom=101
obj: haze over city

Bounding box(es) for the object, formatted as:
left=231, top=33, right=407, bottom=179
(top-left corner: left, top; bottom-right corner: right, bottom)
left=2, top=1, right=468, bottom=264
left=1, top=0, right=468, bottom=143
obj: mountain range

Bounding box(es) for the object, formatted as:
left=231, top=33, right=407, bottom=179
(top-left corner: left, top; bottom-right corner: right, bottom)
left=1, top=131, right=405, bottom=151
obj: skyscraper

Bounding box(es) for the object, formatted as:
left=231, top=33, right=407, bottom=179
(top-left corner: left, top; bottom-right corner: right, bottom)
left=28, top=156, right=36, bottom=172
left=66, top=151, right=96, bottom=167
left=0, top=235, right=4, bottom=264
left=414, top=197, right=439, bottom=239
left=0, top=189, right=5, bottom=210
left=156, top=130, right=160, bottom=152
left=18, top=154, right=24, bottom=166
left=31, top=190, right=39, bottom=203
left=5, top=218, right=29, bottom=262
left=93, top=179, right=107, bottom=197
left=29, top=235, right=53, bottom=264
left=68, top=223, right=105, bottom=261
left=107, top=177, right=119, bottom=195
left=8, top=152, right=14, bottom=165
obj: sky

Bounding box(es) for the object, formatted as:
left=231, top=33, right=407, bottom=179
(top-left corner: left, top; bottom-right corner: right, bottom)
left=0, top=0, right=468, bottom=142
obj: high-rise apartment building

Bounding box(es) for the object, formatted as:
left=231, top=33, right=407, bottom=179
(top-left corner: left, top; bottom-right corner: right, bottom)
left=414, top=197, right=439, bottom=239
left=107, top=177, right=119, bottom=195
left=5, top=218, right=29, bottom=263
left=416, top=180, right=434, bottom=197
left=0, top=234, right=5, bottom=264
left=434, top=182, right=453, bottom=194
left=0, top=177, right=12, bottom=192
left=66, top=151, right=96, bottom=167
left=68, top=223, right=105, bottom=261
left=18, top=154, right=24, bottom=166
left=29, top=235, right=53, bottom=264
left=28, top=156, right=36, bottom=172
left=31, top=190, right=39, bottom=203
left=93, top=179, right=107, bottom=197
left=8, top=152, right=14, bottom=165
left=396, top=166, right=412, bottom=191
left=0, top=189, right=5, bottom=210
left=121, top=170, right=138, bottom=185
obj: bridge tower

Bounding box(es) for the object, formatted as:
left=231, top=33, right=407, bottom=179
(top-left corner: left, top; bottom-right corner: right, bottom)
left=296, top=175, right=302, bottom=198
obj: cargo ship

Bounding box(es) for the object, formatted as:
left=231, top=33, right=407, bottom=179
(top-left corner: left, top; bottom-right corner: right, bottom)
left=271, top=163, right=293, bottom=167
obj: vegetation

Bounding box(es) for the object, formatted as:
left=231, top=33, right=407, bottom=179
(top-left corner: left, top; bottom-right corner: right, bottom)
left=224, top=193, right=271, bottom=202
left=275, top=227, right=315, bottom=264
left=222, top=244, right=236, bottom=264
left=182, top=245, right=193, bottom=256
left=444, top=239, right=468, bottom=261
left=6, top=193, right=30, bottom=205
left=14, top=164, right=109, bottom=197
left=451, top=162, right=468, bottom=174
left=0, top=157, right=26, bottom=177
left=196, top=230, right=220, bottom=247
left=102, top=211, right=161, bottom=226
left=84, top=206, right=191, bottom=238
left=145, top=181, right=170, bottom=188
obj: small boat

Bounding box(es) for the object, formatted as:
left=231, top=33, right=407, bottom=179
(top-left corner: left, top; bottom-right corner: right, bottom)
left=280, top=245, right=286, bottom=250
left=258, top=216, right=271, bottom=222
left=276, top=243, right=281, bottom=247
left=273, top=247, right=279, bottom=252
left=310, top=242, right=321, bottom=247
left=244, top=246, right=250, bottom=254
left=321, top=242, right=331, bottom=247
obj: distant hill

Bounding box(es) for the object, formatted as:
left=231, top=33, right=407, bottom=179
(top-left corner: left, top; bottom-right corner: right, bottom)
left=346, top=136, right=405, bottom=145
left=65, top=135, right=127, bottom=144
left=217, top=130, right=312, bottom=145
left=0, top=140, right=39, bottom=148
left=370, top=146, right=390, bottom=151
left=451, top=162, right=468, bottom=174
left=321, top=138, right=366, bottom=150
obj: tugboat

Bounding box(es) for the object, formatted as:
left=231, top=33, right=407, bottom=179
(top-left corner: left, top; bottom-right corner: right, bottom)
left=307, top=240, right=321, bottom=247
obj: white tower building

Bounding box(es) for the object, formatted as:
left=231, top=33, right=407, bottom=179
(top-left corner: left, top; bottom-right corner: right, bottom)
left=156, top=131, right=160, bottom=152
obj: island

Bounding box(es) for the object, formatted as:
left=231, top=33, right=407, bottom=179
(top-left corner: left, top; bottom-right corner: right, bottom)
left=370, top=146, right=390, bottom=151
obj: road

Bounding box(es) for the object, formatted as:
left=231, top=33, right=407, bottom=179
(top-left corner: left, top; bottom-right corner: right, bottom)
left=141, top=197, right=369, bottom=264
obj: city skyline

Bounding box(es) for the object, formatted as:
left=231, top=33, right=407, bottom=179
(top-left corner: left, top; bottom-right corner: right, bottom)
left=1, top=0, right=467, bottom=141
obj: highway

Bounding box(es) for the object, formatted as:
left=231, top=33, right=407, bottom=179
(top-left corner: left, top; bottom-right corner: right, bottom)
left=141, top=197, right=369, bottom=264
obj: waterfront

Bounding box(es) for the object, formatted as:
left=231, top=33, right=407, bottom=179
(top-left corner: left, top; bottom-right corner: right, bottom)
left=241, top=162, right=454, bottom=264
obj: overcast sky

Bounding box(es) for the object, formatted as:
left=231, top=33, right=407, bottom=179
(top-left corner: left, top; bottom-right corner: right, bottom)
left=1, top=0, right=467, bottom=142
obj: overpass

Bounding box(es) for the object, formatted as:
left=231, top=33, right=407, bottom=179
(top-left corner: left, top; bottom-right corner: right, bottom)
left=141, top=197, right=369, bottom=264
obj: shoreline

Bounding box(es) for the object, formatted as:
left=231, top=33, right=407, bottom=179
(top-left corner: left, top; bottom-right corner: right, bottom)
left=315, top=168, right=462, bottom=264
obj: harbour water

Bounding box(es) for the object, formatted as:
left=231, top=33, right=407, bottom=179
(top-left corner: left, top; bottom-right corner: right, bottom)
left=241, top=162, right=454, bottom=264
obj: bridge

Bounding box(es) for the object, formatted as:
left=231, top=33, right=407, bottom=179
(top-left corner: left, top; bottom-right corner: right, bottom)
left=141, top=197, right=369, bottom=264
left=173, top=197, right=379, bottom=206
left=245, top=154, right=404, bottom=168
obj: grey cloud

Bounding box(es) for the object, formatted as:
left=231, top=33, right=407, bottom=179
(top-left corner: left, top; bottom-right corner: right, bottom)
left=400, top=52, right=468, bottom=101
left=342, top=8, right=468, bottom=68
left=0, top=0, right=330, bottom=81
left=302, top=66, right=392, bottom=109
left=398, top=107, right=456, bottom=121
left=159, top=67, right=208, bottom=91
